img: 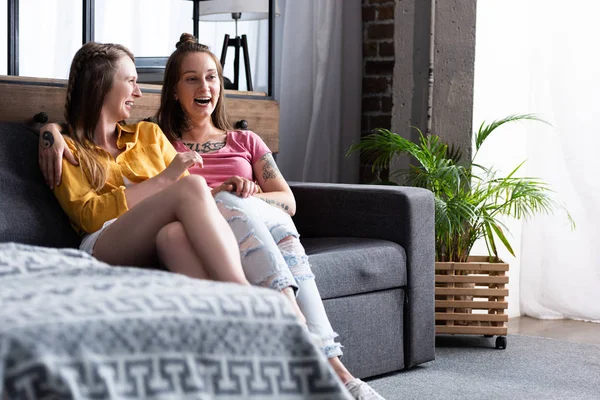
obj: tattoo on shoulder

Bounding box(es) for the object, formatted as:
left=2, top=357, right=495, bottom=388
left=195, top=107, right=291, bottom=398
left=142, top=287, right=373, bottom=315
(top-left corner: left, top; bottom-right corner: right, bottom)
left=259, top=153, right=280, bottom=181
left=42, top=131, right=54, bottom=149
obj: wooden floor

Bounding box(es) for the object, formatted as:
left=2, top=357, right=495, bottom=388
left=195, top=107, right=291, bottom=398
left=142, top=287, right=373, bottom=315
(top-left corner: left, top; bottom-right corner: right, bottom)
left=508, top=316, right=600, bottom=345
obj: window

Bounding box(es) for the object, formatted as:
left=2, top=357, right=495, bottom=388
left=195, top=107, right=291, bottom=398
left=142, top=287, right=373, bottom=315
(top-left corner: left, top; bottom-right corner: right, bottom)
left=95, top=0, right=193, bottom=57
left=0, top=0, right=6, bottom=75
left=18, top=0, right=82, bottom=79
left=3, top=0, right=275, bottom=96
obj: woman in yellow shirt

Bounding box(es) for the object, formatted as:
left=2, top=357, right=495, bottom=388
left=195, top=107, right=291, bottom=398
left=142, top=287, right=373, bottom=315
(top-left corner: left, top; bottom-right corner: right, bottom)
left=51, top=41, right=249, bottom=285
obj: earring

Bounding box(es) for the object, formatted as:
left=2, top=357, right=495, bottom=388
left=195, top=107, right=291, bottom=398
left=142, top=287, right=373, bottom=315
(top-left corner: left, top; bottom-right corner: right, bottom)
left=174, top=94, right=179, bottom=101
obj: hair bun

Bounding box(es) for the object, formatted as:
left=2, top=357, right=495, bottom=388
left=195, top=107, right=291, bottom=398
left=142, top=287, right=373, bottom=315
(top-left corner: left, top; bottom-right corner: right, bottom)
left=176, top=33, right=197, bottom=49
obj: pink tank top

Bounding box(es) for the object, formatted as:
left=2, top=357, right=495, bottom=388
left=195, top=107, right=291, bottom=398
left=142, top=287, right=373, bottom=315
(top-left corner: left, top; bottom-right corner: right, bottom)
left=172, top=130, right=271, bottom=188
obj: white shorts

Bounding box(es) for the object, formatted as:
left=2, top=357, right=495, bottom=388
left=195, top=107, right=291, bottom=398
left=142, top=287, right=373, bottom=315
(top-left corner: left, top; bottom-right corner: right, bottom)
left=79, top=218, right=117, bottom=255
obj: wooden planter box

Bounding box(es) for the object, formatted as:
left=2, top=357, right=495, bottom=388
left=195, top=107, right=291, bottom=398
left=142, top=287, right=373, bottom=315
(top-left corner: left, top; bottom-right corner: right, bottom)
left=435, top=256, right=509, bottom=348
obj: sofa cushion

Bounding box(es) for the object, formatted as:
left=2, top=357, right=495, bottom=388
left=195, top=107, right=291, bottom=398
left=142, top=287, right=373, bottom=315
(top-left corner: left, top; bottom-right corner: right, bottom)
left=0, top=123, right=80, bottom=248
left=302, top=237, right=407, bottom=300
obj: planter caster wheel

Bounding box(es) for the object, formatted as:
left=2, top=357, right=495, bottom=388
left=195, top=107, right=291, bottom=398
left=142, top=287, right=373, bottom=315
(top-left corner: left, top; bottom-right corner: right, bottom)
left=495, top=336, right=507, bottom=349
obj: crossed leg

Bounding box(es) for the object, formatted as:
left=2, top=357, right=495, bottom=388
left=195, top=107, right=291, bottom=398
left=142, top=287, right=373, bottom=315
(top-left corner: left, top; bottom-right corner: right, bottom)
left=93, top=175, right=248, bottom=285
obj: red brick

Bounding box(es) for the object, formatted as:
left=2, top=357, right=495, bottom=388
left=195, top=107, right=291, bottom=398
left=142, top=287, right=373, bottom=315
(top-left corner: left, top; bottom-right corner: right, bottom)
left=363, top=77, right=389, bottom=94
left=381, top=96, right=393, bottom=112
left=379, top=41, right=394, bottom=57
left=369, top=115, right=392, bottom=129
left=362, top=116, right=370, bottom=133
left=365, top=60, right=394, bottom=76
left=363, top=42, right=378, bottom=58
left=362, top=96, right=381, bottom=112
left=359, top=165, right=378, bottom=184
left=377, top=4, right=394, bottom=20
left=367, top=23, right=394, bottom=40
left=362, top=6, right=376, bottom=22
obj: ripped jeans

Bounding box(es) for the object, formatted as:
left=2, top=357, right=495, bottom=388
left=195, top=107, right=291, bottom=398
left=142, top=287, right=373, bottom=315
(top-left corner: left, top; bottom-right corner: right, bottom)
left=214, top=191, right=343, bottom=359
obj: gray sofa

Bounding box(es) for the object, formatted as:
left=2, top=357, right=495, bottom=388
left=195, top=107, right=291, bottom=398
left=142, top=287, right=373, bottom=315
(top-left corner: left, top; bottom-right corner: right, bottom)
left=0, top=122, right=435, bottom=379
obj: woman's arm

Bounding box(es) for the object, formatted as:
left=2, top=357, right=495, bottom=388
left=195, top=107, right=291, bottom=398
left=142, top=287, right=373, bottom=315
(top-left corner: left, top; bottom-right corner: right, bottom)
left=124, top=151, right=199, bottom=208
left=252, top=152, right=296, bottom=216
left=38, top=123, right=78, bottom=190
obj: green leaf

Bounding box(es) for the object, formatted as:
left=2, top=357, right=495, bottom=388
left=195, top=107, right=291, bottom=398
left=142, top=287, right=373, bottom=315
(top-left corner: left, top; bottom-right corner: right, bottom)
left=345, top=114, right=572, bottom=262
left=490, top=222, right=515, bottom=257
left=474, top=114, right=550, bottom=153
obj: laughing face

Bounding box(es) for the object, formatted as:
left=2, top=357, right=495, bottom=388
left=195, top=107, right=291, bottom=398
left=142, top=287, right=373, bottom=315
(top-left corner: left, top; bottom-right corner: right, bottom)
left=102, top=56, right=141, bottom=123
left=175, top=52, right=221, bottom=123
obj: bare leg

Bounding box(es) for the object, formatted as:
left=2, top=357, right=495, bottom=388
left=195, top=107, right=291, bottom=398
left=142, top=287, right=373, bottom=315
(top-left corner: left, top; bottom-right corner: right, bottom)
left=328, top=357, right=354, bottom=384
left=94, top=175, right=248, bottom=285
left=156, top=222, right=210, bottom=280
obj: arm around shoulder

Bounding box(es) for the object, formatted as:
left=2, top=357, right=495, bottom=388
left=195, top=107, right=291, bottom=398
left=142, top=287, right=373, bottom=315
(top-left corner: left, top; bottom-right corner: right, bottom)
left=38, top=122, right=78, bottom=190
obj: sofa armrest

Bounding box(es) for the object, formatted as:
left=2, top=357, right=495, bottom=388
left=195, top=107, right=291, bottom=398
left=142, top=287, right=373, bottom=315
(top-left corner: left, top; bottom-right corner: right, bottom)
left=289, top=181, right=435, bottom=368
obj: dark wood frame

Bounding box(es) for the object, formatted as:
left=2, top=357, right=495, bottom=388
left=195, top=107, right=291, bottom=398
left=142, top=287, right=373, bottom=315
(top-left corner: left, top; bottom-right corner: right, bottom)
left=0, top=76, right=280, bottom=152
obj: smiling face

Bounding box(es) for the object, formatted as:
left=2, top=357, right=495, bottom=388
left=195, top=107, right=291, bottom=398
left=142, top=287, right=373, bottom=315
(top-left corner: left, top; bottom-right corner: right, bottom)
left=175, top=52, right=221, bottom=123
left=102, top=56, right=142, bottom=123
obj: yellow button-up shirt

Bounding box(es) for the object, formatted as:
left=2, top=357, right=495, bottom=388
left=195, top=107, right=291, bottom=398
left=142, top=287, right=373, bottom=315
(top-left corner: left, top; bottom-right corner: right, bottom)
left=53, top=121, right=181, bottom=235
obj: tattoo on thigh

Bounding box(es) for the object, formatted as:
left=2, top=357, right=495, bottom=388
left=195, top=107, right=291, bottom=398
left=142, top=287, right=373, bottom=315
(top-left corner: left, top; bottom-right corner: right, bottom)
left=259, top=153, right=280, bottom=180
left=42, top=131, right=54, bottom=149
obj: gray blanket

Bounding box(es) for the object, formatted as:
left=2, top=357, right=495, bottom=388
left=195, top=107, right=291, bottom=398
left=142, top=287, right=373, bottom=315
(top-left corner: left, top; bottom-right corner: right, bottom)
left=0, top=243, right=349, bottom=399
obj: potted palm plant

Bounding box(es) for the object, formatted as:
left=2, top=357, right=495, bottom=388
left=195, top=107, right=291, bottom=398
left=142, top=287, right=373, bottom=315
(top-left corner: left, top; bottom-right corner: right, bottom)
left=347, top=114, right=572, bottom=348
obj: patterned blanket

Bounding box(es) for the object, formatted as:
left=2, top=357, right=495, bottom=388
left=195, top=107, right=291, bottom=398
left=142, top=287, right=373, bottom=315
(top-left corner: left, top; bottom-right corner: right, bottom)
left=0, top=243, right=349, bottom=399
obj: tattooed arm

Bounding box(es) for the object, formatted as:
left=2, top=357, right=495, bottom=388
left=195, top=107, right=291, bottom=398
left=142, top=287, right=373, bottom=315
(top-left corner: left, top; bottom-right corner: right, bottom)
left=252, top=152, right=296, bottom=216
left=38, top=123, right=78, bottom=189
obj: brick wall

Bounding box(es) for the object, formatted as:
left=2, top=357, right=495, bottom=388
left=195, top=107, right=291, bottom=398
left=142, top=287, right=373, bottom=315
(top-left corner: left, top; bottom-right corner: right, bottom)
left=361, top=0, right=395, bottom=183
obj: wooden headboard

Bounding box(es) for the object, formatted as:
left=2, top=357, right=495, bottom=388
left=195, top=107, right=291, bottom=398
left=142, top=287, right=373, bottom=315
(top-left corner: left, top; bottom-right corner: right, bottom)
left=0, top=75, right=279, bottom=152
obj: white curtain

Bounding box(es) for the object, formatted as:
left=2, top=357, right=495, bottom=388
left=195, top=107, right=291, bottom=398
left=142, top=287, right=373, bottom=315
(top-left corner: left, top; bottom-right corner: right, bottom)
left=519, top=1, right=600, bottom=322
left=275, top=0, right=361, bottom=183
left=475, top=0, right=600, bottom=322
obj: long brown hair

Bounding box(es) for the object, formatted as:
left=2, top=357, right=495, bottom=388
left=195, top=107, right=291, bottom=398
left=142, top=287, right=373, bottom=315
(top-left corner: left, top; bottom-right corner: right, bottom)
left=157, top=33, right=232, bottom=142
left=65, top=42, right=134, bottom=191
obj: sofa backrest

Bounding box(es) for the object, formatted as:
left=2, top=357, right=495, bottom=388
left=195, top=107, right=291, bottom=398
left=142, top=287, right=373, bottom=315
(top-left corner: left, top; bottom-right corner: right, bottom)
left=0, top=123, right=80, bottom=248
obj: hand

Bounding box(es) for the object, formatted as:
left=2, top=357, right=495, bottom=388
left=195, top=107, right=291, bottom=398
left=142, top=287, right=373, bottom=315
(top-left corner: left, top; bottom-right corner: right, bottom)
left=38, top=123, right=78, bottom=190
left=215, top=176, right=259, bottom=198
left=163, top=152, right=203, bottom=182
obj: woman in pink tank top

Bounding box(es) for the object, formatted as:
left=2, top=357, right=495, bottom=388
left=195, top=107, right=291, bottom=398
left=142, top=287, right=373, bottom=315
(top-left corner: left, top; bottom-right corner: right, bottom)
left=156, top=34, right=385, bottom=400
